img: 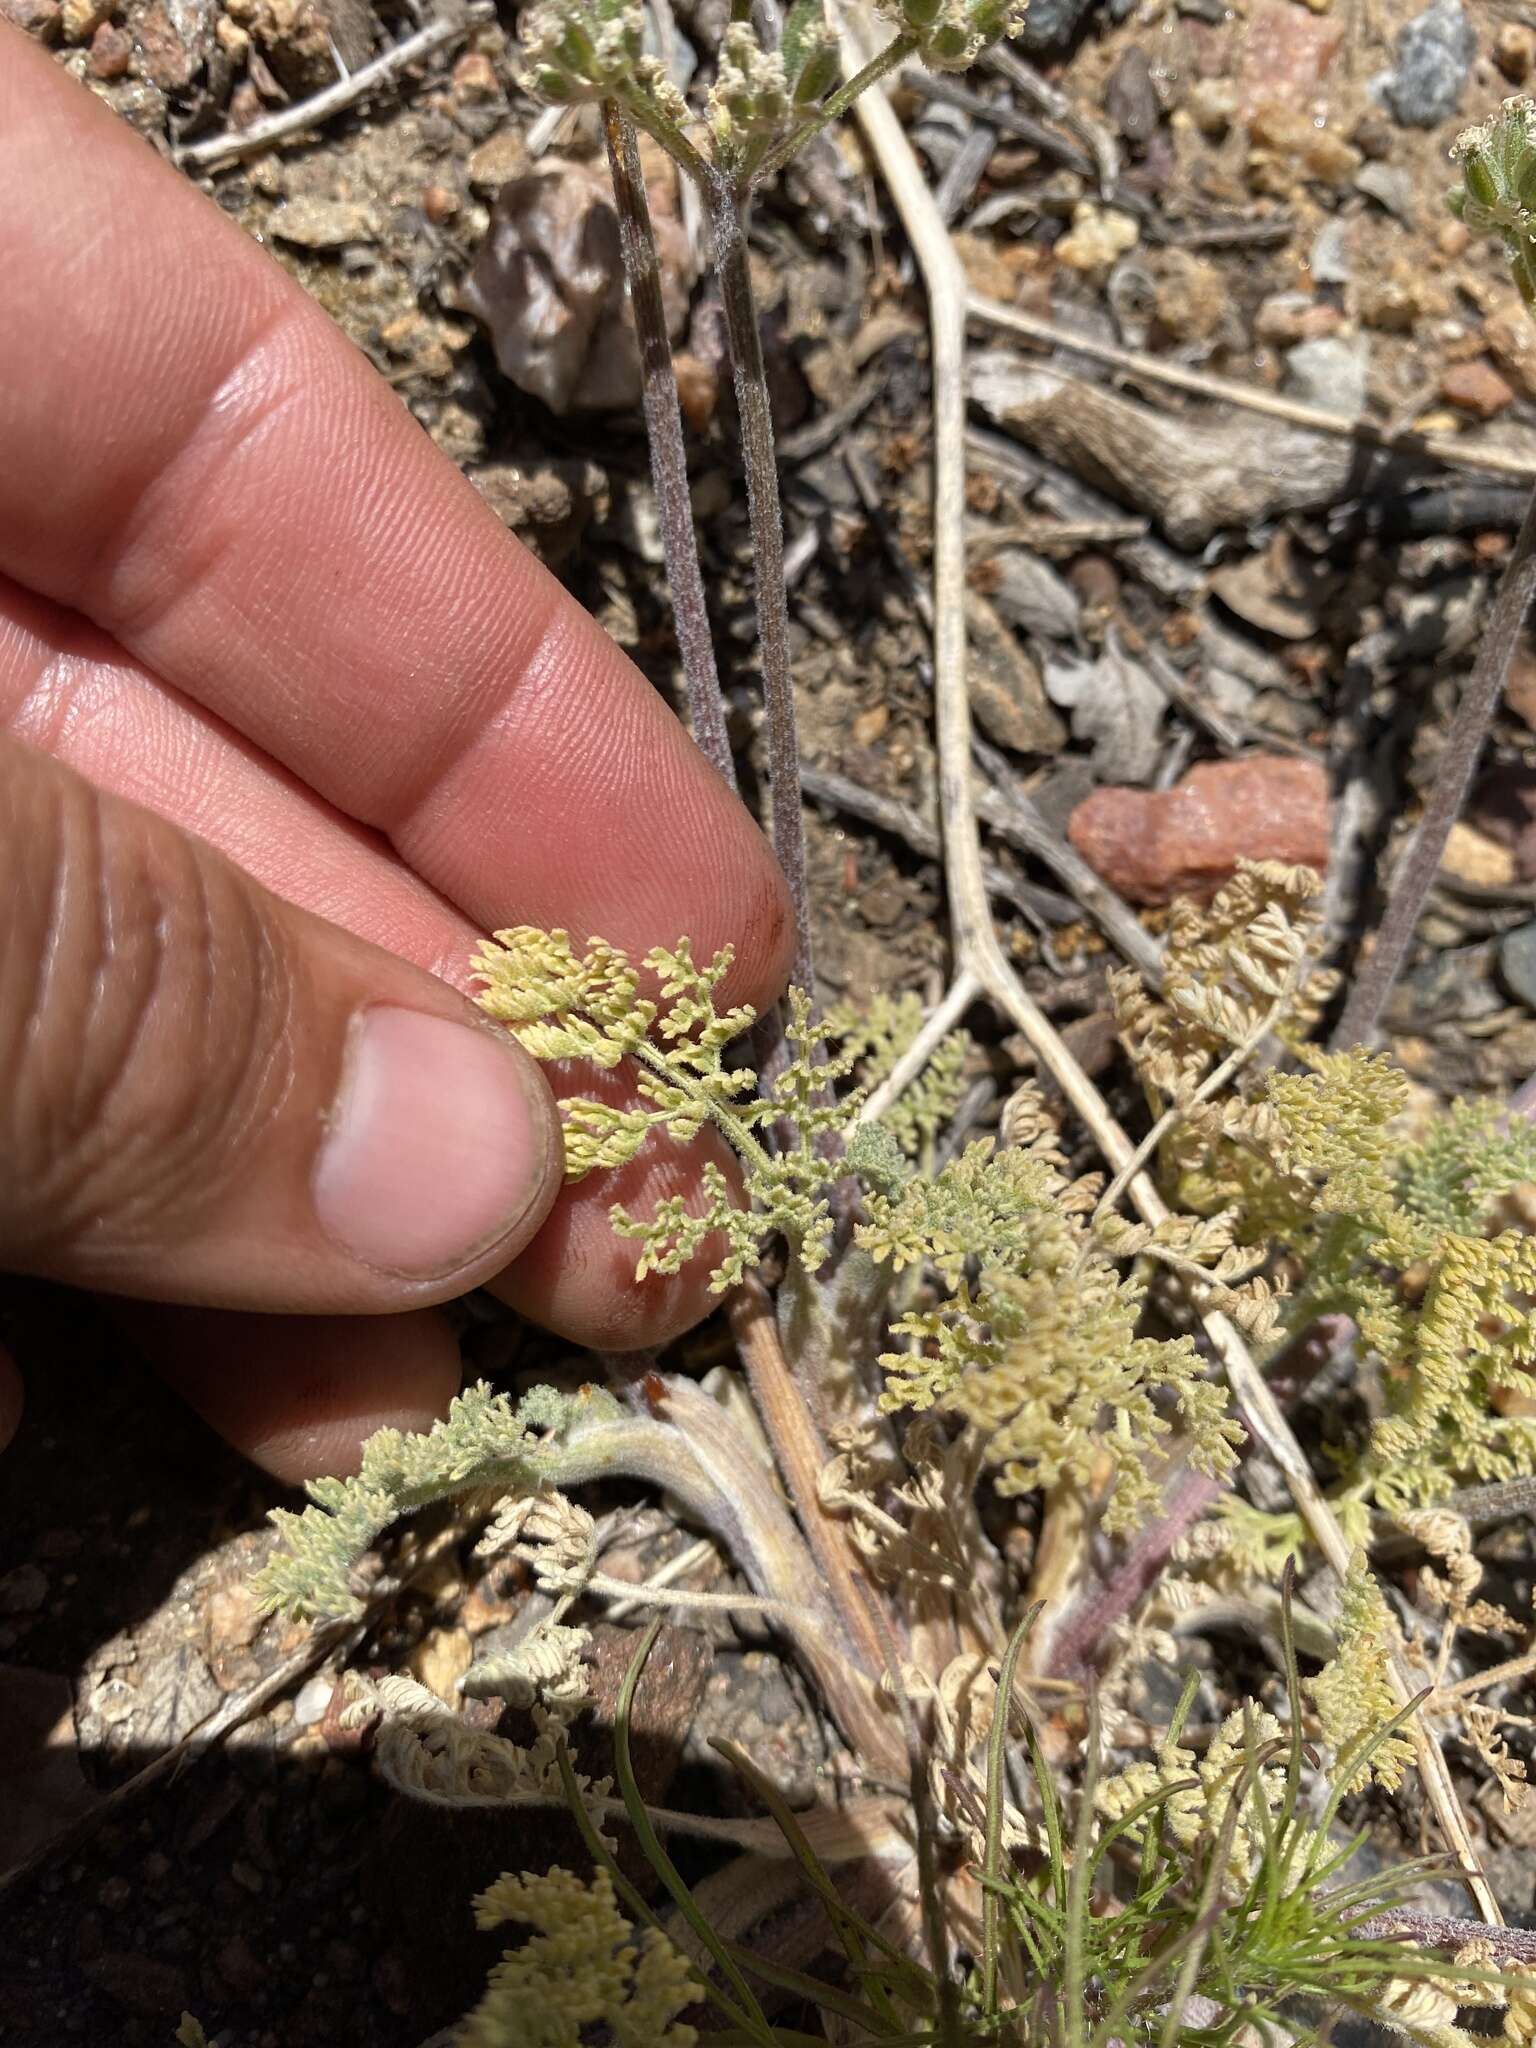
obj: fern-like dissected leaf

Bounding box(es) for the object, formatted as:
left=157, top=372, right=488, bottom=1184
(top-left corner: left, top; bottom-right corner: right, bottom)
left=256, top=1382, right=617, bottom=1621
left=1306, top=1556, right=1415, bottom=1794
left=461, top=1868, right=700, bottom=2048
left=475, top=932, right=847, bottom=1288
left=1400, top=1097, right=1536, bottom=1236
left=863, top=1141, right=1242, bottom=1528
left=858, top=1138, right=1062, bottom=1283
left=827, top=990, right=971, bottom=1158
left=1262, top=1048, right=1408, bottom=1223
left=1372, top=1228, right=1536, bottom=1510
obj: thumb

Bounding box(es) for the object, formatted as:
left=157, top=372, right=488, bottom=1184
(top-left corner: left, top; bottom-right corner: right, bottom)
left=0, top=734, right=562, bottom=1310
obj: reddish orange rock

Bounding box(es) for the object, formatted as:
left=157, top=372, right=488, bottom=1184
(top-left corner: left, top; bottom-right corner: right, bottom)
left=1440, top=359, right=1516, bottom=420
left=1067, top=755, right=1330, bottom=905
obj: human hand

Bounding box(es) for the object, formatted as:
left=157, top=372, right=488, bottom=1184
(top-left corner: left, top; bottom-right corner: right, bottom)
left=0, top=31, right=790, bottom=1480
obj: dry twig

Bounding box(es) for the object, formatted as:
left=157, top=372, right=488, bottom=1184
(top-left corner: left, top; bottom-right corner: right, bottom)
left=799, top=760, right=1080, bottom=928
left=175, top=3, right=494, bottom=171
left=1332, top=491, right=1536, bottom=1048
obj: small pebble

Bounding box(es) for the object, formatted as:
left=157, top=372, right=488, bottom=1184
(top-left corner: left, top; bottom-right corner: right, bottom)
left=58, top=0, right=108, bottom=36
left=450, top=50, right=500, bottom=103
left=1485, top=305, right=1536, bottom=403
left=1018, top=0, right=1100, bottom=47
left=421, top=182, right=458, bottom=224
left=1442, top=821, right=1516, bottom=890
left=1496, top=23, right=1535, bottom=83
left=1501, top=923, right=1536, bottom=1009
left=293, top=1674, right=334, bottom=1727
left=1055, top=201, right=1139, bottom=272
left=1285, top=334, right=1369, bottom=416
left=1184, top=78, right=1236, bottom=139
left=1439, top=358, right=1515, bottom=419
left=87, top=19, right=130, bottom=74
left=1376, top=0, right=1475, bottom=129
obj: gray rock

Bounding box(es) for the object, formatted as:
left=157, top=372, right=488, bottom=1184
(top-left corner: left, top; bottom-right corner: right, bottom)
left=1019, top=0, right=1101, bottom=49
left=1285, top=334, right=1370, bottom=418
left=1501, top=921, right=1536, bottom=1009
left=1354, top=161, right=1417, bottom=223
left=1309, top=219, right=1351, bottom=285
left=1376, top=0, right=1476, bottom=128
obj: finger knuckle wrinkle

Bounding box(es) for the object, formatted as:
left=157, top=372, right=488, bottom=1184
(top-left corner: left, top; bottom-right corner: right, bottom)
left=0, top=759, right=295, bottom=1267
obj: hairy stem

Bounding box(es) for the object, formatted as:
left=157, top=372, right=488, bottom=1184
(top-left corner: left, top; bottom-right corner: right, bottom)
left=601, top=102, right=736, bottom=790
left=706, top=176, right=814, bottom=993
left=1332, top=486, right=1536, bottom=1049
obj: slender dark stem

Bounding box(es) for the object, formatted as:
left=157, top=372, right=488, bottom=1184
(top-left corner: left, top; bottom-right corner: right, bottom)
left=601, top=102, right=737, bottom=791
left=707, top=175, right=814, bottom=991
left=1332, top=486, right=1536, bottom=1049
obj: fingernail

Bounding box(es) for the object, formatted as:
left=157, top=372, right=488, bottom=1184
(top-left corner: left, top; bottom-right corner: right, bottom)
left=314, top=1008, right=551, bottom=1278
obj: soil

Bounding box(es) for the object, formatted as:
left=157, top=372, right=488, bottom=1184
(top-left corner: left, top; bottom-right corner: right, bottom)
left=6, top=0, right=1536, bottom=2038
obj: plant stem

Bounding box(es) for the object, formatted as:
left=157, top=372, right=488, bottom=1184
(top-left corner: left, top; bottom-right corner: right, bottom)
left=1332, top=486, right=1536, bottom=1049
left=615, top=86, right=714, bottom=187
left=729, top=1278, right=905, bottom=1774
left=601, top=102, right=737, bottom=791
left=748, top=32, right=916, bottom=187
left=706, top=175, right=815, bottom=993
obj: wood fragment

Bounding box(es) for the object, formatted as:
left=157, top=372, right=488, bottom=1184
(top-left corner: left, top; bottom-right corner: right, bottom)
left=800, top=760, right=1080, bottom=929
left=970, top=354, right=1362, bottom=548
left=970, top=295, right=1536, bottom=487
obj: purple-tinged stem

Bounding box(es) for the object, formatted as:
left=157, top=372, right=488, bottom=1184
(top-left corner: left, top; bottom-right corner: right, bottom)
left=706, top=176, right=814, bottom=996
left=601, top=102, right=736, bottom=792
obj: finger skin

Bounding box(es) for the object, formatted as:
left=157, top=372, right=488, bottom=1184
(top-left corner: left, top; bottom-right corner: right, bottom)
left=0, top=32, right=793, bottom=1016
left=0, top=587, right=759, bottom=1347
left=0, top=33, right=792, bottom=1351
left=124, top=1305, right=465, bottom=1482
left=0, top=732, right=563, bottom=1309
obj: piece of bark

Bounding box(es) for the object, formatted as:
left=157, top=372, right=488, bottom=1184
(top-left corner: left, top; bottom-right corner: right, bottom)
left=970, top=356, right=1358, bottom=548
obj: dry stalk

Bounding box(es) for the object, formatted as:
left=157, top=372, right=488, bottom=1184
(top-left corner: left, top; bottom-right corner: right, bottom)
left=707, top=184, right=815, bottom=992
left=1332, top=488, right=1536, bottom=1048
left=845, top=10, right=1500, bottom=1925
left=729, top=1278, right=905, bottom=1777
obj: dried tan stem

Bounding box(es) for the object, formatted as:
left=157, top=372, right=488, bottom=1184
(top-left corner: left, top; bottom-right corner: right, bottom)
left=729, top=1279, right=904, bottom=1775
left=847, top=12, right=1499, bottom=1925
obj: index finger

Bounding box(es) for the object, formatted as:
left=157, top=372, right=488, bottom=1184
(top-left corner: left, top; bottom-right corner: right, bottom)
left=0, top=31, right=791, bottom=1010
